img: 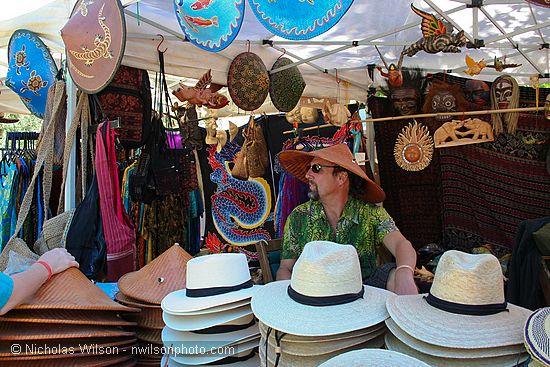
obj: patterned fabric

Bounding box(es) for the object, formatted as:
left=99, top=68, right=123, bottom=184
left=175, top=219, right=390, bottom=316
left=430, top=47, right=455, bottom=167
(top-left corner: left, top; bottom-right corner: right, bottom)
left=227, top=52, right=269, bottom=111
left=248, top=0, right=354, bottom=40
left=282, top=197, right=398, bottom=280
left=5, top=29, right=57, bottom=118
left=0, top=273, right=14, bottom=309
left=174, top=0, right=245, bottom=52
left=269, top=57, right=305, bottom=112
left=0, top=162, right=18, bottom=248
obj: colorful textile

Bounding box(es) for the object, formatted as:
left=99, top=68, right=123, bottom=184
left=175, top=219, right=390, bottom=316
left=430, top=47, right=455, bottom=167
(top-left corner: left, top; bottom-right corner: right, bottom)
left=248, top=0, right=354, bottom=40
left=174, top=0, right=245, bottom=52
left=0, top=273, right=14, bottom=310
left=282, top=197, right=398, bottom=280
left=0, top=162, right=18, bottom=248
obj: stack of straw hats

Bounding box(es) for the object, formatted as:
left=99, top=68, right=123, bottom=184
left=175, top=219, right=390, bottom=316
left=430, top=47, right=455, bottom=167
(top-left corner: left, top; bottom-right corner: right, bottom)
left=251, top=241, right=393, bottom=367
left=319, top=348, right=432, bottom=367
left=116, top=244, right=193, bottom=367
left=0, top=267, right=139, bottom=366
left=524, top=307, right=550, bottom=367
left=161, top=253, right=261, bottom=366
left=385, top=250, right=532, bottom=367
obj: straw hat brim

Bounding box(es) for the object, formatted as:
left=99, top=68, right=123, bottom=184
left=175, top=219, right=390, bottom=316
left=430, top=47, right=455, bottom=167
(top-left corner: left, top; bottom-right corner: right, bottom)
left=162, top=322, right=259, bottom=350
left=0, top=309, right=136, bottom=326
left=277, top=145, right=385, bottom=203
left=116, top=292, right=159, bottom=309
left=0, top=337, right=137, bottom=357
left=161, top=353, right=260, bottom=367
left=385, top=333, right=529, bottom=367
left=122, top=307, right=164, bottom=329
left=170, top=338, right=259, bottom=365
left=161, top=285, right=259, bottom=313
left=386, top=318, right=525, bottom=358
left=251, top=281, right=391, bottom=336
left=136, top=327, right=162, bottom=344
left=162, top=298, right=251, bottom=316
left=386, top=294, right=532, bottom=349
left=162, top=306, right=253, bottom=332
left=259, top=335, right=385, bottom=367
left=319, top=349, right=432, bottom=367
left=0, top=323, right=135, bottom=340
left=524, top=307, right=550, bottom=365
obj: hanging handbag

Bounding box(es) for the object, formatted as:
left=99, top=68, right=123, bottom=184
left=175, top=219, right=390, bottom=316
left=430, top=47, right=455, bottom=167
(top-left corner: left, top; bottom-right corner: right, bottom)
left=245, top=116, right=269, bottom=178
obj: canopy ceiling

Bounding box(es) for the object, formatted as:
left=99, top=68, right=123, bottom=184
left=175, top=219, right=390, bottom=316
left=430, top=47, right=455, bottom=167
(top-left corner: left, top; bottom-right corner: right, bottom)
left=0, top=0, right=549, bottom=116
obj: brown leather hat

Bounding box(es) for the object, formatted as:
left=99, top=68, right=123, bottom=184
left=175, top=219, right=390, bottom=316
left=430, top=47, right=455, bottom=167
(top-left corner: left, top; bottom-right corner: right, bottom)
left=278, top=144, right=385, bottom=203
left=61, top=0, right=126, bottom=93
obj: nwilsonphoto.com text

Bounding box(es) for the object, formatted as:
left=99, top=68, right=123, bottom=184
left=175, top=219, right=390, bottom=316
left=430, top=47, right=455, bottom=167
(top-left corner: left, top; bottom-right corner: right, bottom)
left=10, top=343, right=238, bottom=356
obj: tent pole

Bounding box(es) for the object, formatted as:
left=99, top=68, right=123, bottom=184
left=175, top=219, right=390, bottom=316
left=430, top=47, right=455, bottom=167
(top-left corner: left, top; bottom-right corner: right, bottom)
left=65, top=0, right=77, bottom=211
left=483, top=20, right=550, bottom=45
left=124, top=10, right=187, bottom=42
left=424, top=0, right=475, bottom=44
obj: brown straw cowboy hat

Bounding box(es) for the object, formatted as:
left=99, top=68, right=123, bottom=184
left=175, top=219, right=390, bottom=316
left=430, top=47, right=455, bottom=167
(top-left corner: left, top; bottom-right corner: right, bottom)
left=278, top=144, right=385, bottom=203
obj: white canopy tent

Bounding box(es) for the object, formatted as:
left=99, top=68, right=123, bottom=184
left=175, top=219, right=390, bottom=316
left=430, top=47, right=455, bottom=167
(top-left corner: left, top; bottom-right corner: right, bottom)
left=0, top=0, right=549, bottom=116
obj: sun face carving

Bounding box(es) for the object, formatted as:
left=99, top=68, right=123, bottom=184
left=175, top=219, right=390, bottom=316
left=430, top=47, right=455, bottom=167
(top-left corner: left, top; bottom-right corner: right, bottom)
left=394, top=120, right=434, bottom=171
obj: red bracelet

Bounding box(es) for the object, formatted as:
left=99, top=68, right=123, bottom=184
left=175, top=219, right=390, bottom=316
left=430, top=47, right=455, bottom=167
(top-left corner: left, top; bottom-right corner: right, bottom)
left=36, top=261, right=53, bottom=281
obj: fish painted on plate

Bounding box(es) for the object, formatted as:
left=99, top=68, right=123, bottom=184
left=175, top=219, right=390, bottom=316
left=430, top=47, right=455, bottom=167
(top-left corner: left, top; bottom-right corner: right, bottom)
left=190, top=0, right=214, bottom=10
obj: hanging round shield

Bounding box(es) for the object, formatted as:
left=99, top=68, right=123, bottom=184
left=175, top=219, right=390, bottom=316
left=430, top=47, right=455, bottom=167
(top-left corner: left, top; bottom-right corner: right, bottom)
left=227, top=52, right=269, bottom=111
left=269, top=57, right=306, bottom=112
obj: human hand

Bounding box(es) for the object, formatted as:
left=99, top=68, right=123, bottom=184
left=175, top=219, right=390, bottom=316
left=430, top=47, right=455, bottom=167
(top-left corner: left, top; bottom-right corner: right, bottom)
left=394, top=271, right=419, bottom=295
left=38, top=248, right=79, bottom=275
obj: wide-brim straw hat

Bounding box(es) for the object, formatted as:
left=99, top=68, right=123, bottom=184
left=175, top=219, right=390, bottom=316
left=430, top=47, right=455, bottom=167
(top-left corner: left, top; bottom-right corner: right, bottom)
left=61, top=0, right=126, bottom=94
left=0, top=309, right=136, bottom=327
left=269, top=57, right=306, bottom=113
left=0, top=237, right=39, bottom=273
left=121, top=306, right=164, bottom=329
left=163, top=308, right=253, bottom=332
left=161, top=253, right=260, bottom=313
left=116, top=292, right=159, bottom=309
left=161, top=352, right=260, bottom=367
left=170, top=338, right=260, bottom=365
left=277, top=144, right=385, bottom=203
left=0, top=322, right=134, bottom=341
left=385, top=333, right=529, bottom=367
left=118, top=244, right=193, bottom=305
left=319, top=348, right=433, bottom=367
left=2, top=354, right=133, bottom=367
left=251, top=242, right=392, bottom=336
left=385, top=318, right=525, bottom=359
left=387, top=250, right=532, bottom=349
left=162, top=298, right=251, bottom=316
left=15, top=268, right=138, bottom=312
left=136, top=327, right=162, bottom=344
left=162, top=321, right=259, bottom=351
left=524, top=307, right=550, bottom=365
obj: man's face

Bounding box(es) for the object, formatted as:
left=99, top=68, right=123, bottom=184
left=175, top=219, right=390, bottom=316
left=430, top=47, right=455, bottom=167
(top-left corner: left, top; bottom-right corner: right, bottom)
left=391, top=88, right=419, bottom=116
left=304, top=158, right=341, bottom=201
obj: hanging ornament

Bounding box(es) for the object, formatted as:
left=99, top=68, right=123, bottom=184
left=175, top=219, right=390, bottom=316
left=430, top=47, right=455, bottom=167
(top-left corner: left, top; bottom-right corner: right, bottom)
left=394, top=120, right=434, bottom=171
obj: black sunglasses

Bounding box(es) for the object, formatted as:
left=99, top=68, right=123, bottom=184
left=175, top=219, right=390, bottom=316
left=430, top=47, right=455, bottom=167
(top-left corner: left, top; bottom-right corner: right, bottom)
left=309, top=163, right=339, bottom=173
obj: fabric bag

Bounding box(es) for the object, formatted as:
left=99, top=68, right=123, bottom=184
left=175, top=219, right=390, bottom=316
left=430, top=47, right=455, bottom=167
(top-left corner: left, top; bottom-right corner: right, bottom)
left=244, top=116, right=268, bottom=178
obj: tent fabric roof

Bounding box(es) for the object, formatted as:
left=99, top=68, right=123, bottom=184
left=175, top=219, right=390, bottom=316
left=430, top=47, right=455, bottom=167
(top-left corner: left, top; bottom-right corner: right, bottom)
left=0, top=0, right=549, bottom=115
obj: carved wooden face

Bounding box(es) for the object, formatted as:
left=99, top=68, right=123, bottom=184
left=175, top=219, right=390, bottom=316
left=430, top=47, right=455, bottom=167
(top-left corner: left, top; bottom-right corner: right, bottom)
left=494, top=77, right=514, bottom=109
left=464, top=80, right=490, bottom=106
left=430, top=90, right=457, bottom=121
left=391, top=88, right=419, bottom=116
left=300, top=107, right=319, bottom=124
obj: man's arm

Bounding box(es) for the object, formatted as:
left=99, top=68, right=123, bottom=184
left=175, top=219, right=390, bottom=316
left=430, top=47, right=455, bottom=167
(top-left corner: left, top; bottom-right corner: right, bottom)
left=276, top=259, right=296, bottom=281
left=383, top=230, right=418, bottom=295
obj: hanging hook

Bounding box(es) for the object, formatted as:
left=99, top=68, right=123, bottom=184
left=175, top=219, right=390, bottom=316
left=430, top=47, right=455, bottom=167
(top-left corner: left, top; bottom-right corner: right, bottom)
left=276, top=48, right=286, bottom=61
left=335, top=69, right=341, bottom=84
left=157, top=34, right=168, bottom=53
left=246, top=40, right=251, bottom=53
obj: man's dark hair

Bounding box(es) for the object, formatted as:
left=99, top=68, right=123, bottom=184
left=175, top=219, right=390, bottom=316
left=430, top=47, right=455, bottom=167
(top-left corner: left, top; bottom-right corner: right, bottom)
left=332, top=167, right=367, bottom=201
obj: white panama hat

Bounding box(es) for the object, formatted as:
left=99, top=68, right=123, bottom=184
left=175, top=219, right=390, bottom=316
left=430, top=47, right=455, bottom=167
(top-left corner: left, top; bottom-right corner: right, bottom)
left=319, top=348, right=432, bottom=367
left=163, top=306, right=253, bottom=332
left=524, top=307, right=550, bottom=366
left=385, top=318, right=525, bottom=359
left=161, top=352, right=259, bottom=367
left=161, top=253, right=261, bottom=314
left=251, top=241, right=392, bottom=336
left=170, top=338, right=260, bottom=365
left=387, top=250, right=531, bottom=349
left=162, top=298, right=251, bottom=316
left=385, top=333, right=529, bottom=367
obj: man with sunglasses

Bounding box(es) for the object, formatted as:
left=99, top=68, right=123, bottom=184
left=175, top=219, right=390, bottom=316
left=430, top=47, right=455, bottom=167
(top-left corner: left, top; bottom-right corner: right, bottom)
left=276, top=144, right=418, bottom=295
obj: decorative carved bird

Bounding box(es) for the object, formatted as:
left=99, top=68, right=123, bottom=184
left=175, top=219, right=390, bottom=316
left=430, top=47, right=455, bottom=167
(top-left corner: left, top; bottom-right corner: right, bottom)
left=411, top=4, right=451, bottom=37
left=486, top=56, right=522, bottom=72
left=464, top=55, right=487, bottom=76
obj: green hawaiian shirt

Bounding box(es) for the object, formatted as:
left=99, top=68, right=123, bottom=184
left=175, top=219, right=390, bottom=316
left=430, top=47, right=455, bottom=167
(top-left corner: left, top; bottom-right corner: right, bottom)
left=282, top=197, right=398, bottom=281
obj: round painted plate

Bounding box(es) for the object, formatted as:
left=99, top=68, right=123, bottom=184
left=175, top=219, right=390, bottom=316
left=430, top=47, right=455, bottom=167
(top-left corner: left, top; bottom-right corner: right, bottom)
left=5, top=29, right=58, bottom=119
left=248, top=0, right=354, bottom=40
left=174, top=0, right=245, bottom=52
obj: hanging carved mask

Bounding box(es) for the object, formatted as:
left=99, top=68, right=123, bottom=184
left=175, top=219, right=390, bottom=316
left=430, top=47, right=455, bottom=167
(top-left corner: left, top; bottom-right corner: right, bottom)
left=431, top=90, right=457, bottom=122
left=391, top=88, right=419, bottom=116
left=494, top=77, right=514, bottom=109
left=545, top=94, right=550, bottom=121
left=464, top=80, right=490, bottom=107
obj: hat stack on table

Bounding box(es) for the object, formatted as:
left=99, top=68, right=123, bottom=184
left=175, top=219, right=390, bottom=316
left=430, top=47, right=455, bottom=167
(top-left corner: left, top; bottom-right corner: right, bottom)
left=0, top=268, right=139, bottom=367
left=524, top=307, right=550, bottom=367
left=319, top=348, right=432, bottom=367
left=116, top=244, right=193, bottom=367
left=251, top=241, right=393, bottom=367
left=160, top=253, right=261, bottom=367
left=385, top=250, right=531, bottom=367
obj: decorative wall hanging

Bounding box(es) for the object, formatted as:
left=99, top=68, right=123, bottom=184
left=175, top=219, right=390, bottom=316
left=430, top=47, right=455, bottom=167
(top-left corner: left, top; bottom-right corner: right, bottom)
left=490, top=75, right=519, bottom=134
left=5, top=29, right=58, bottom=119
left=227, top=52, right=269, bottom=111
left=269, top=57, right=306, bottom=112
left=464, top=55, right=487, bottom=76
left=61, top=0, right=126, bottom=94
left=464, top=80, right=490, bottom=107
left=172, top=69, right=229, bottom=109
left=423, top=80, right=469, bottom=122
left=322, top=100, right=351, bottom=127
left=486, top=56, right=521, bottom=73
left=434, top=118, right=494, bottom=148
left=403, top=4, right=468, bottom=57
left=385, top=68, right=423, bottom=116
left=394, top=121, right=434, bottom=171
left=248, top=0, right=354, bottom=40
left=173, top=0, right=244, bottom=52
left=375, top=45, right=405, bottom=88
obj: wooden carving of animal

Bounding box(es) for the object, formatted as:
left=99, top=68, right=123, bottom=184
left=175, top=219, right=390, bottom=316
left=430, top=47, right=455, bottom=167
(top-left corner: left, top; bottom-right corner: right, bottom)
left=172, top=69, right=229, bottom=109
left=403, top=31, right=468, bottom=57
left=433, top=120, right=463, bottom=145
left=461, top=118, right=494, bottom=140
